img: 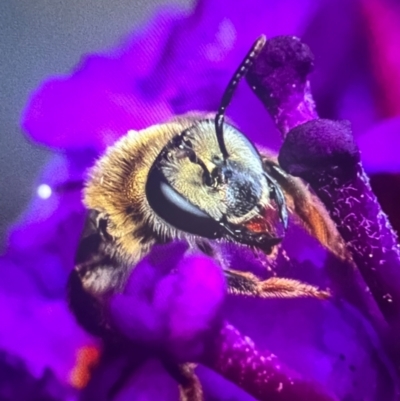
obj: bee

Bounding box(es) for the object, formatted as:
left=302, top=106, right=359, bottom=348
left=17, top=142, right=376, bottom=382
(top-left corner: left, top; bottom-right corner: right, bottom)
left=68, top=36, right=346, bottom=400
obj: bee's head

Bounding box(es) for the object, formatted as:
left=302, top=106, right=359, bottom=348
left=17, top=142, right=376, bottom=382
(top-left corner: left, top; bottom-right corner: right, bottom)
left=146, top=35, right=288, bottom=253
left=146, top=119, right=288, bottom=253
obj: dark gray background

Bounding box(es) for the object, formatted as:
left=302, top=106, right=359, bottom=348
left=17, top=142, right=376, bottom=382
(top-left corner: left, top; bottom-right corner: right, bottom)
left=0, top=0, right=192, bottom=246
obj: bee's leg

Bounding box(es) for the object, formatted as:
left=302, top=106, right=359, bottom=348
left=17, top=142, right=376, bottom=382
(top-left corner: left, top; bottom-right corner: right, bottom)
left=224, top=269, right=330, bottom=299
left=177, top=364, right=203, bottom=401
left=161, top=360, right=203, bottom=401
left=262, top=158, right=349, bottom=261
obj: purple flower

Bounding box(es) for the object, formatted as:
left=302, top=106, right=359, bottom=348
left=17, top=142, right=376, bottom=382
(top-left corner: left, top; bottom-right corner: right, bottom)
left=2, top=0, right=400, bottom=400
left=109, top=242, right=226, bottom=362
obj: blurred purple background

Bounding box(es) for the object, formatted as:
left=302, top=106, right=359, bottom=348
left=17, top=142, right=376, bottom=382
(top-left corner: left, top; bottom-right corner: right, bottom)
left=0, top=0, right=192, bottom=247
left=2, top=0, right=400, bottom=400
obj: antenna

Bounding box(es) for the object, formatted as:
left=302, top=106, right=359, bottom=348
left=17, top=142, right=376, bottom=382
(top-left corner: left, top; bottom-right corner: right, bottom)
left=215, top=35, right=267, bottom=160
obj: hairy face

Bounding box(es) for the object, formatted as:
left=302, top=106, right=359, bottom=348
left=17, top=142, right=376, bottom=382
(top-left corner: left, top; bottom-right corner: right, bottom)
left=146, top=119, right=287, bottom=251
left=160, top=120, right=267, bottom=222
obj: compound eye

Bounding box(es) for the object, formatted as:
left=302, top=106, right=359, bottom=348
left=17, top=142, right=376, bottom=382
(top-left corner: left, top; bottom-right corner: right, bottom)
left=146, top=167, right=222, bottom=239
